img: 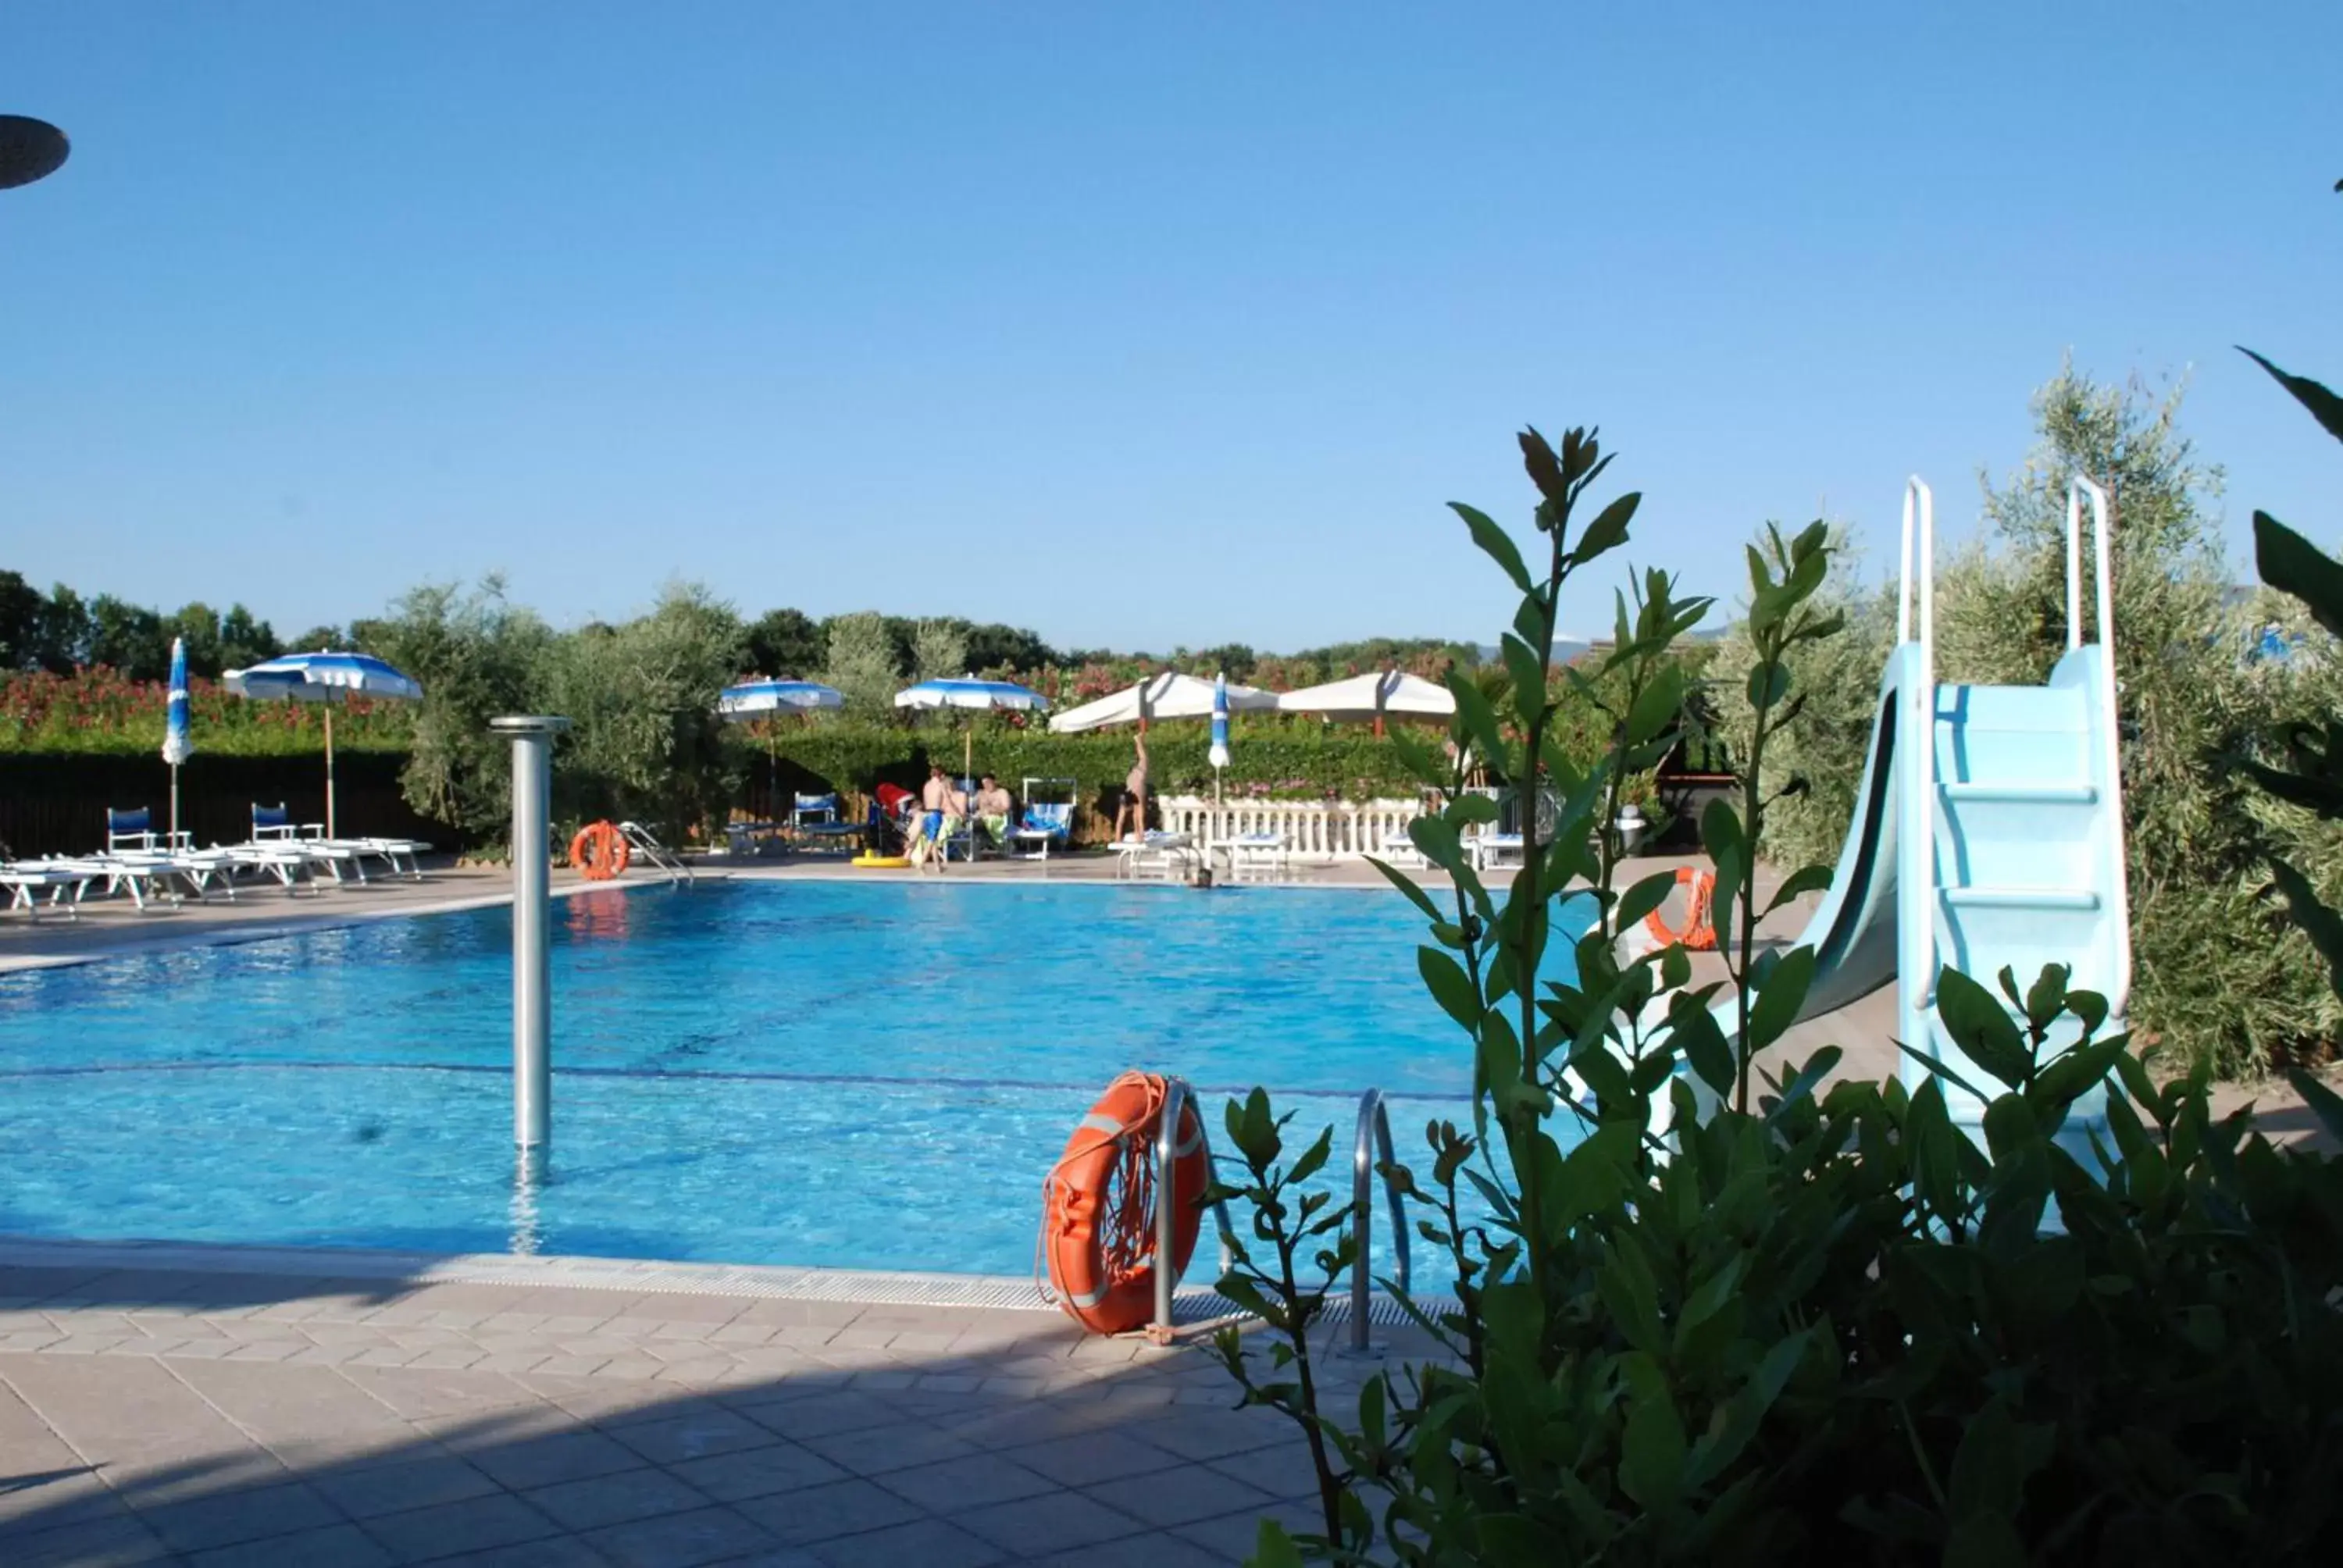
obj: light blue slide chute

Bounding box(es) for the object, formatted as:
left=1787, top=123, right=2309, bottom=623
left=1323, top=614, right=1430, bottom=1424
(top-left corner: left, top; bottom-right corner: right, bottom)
left=1639, top=477, right=2131, bottom=1146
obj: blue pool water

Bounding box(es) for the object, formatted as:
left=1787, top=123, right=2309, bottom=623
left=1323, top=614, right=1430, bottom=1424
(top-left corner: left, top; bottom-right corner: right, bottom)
left=0, top=881, right=1578, bottom=1285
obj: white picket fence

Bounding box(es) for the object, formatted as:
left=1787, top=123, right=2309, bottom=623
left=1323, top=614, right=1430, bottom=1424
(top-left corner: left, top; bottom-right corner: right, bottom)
left=1154, top=796, right=1425, bottom=861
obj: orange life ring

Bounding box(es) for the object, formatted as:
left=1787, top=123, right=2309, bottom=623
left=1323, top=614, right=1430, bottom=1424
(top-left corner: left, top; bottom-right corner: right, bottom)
left=1043, top=1071, right=1210, bottom=1335
left=569, top=821, right=631, bottom=881
left=1642, top=866, right=1718, bottom=951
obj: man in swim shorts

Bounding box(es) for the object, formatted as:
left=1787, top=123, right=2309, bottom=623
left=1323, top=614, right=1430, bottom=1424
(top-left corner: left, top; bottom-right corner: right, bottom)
left=972, top=772, right=1014, bottom=853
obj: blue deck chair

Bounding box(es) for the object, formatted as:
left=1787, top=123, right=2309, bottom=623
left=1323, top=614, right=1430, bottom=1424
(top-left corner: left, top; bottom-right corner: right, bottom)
left=790, top=793, right=865, bottom=851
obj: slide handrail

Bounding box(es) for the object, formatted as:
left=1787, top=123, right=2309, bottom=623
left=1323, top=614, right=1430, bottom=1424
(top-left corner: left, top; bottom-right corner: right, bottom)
left=1897, top=476, right=1935, bottom=667
left=1895, top=478, right=1938, bottom=1055
left=2065, top=476, right=2114, bottom=657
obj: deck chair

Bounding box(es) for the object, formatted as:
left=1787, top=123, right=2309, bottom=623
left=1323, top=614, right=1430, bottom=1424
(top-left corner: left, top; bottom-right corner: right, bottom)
left=791, top=793, right=864, bottom=851
left=107, top=807, right=187, bottom=854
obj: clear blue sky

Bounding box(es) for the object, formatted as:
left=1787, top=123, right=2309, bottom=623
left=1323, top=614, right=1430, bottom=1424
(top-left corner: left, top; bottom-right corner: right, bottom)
left=4, top=2, right=2337, bottom=656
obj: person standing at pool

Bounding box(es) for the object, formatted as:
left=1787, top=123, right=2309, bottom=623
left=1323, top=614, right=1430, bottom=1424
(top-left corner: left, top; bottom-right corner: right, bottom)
left=911, top=764, right=965, bottom=869
left=972, top=772, right=1014, bottom=852
left=1115, top=731, right=1149, bottom=842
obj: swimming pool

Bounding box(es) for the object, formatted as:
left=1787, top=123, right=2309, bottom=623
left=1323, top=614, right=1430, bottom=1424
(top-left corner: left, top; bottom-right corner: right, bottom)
left=0, top=881, right=1581, bottom=1288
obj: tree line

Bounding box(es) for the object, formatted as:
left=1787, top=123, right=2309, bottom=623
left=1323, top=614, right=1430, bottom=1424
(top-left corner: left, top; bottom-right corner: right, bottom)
left=0, top=568, right=1478, bottom=695
left=0, top=572, right=298, bottom=681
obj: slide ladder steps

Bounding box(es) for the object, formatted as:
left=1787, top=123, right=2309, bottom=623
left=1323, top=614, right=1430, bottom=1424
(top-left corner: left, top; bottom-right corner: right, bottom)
left=1938, top=782, right=2098, bottom=805
left=1941, top=886, right=2102, bottom=912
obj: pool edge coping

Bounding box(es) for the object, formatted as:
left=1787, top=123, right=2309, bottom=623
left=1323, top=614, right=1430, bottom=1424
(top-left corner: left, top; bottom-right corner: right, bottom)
left=0, top=1233, right=1448, bottom=1327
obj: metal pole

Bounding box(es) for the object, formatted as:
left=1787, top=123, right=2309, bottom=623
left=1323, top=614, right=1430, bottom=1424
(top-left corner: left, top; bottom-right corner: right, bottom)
left=492, top=716, right=569, bottom=1150
left=323, top=705, right=336, bottom=839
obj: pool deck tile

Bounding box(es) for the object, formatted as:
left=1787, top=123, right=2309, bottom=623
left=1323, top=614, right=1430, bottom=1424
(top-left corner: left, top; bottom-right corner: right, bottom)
left=0, top=1244, right=1465, bottom=1566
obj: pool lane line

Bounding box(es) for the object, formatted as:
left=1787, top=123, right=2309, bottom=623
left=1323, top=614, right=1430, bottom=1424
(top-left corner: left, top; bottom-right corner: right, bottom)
left=0, top=872, right=710, bottom=977
left=0, top=1057, right=1475, bottom=1102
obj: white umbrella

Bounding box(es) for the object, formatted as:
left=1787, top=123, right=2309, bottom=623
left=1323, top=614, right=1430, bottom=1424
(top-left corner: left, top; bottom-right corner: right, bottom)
left=223, top=650, right=423, bottom=837
left=1276, top=670, right=1456, bottom=736
left=1047, top=671, right=1275, bottom=734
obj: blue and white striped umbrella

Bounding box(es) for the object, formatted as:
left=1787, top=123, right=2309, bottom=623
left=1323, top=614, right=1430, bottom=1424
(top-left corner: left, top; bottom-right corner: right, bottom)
left=162, top=637, right=193, bottom=768
left=223, top=650, right=423, bottom=838
left=223, top=650, right=423, bottom=703
left=1209, top=672, right=1231, bottom=772
left=891, top=676, right=1050, bottom=713
left=718, top=679, right=845, bottom=719
left=895, top=676, right=1049, bottom=781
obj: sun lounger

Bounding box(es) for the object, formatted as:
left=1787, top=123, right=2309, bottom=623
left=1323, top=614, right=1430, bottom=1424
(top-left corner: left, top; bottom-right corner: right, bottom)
left=1011, top=802, right=1075, bottom=861
left=790, top=794, right=863, bottom=852
left=1, top=863, right=98, bottom=921
left=248, top=803, right=426, bottom=884
left=38, top=854, right=204, bottom=911
left=1468, top=832, right=1525, bottom=872
left=1112, top=832, right=1199, bottom=883
left=1216, top=831, right=1289, bottom=884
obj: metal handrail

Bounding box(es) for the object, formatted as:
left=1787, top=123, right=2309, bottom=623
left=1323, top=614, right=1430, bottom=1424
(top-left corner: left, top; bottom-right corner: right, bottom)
left=1348, top=1088, right=1412, bottom=1352
left=1897, top=476, right=1935, bottom=665
left=1150, top=1077, right=1236, bottom=1343
left=615, top=821, right=694, bottom=886
left=2066, top=476, right=2113, bottom=657
left=1896, top=477, right=1940, bottom=1060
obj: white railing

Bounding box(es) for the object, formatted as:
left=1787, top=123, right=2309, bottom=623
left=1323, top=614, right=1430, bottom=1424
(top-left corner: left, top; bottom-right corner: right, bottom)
left=1154, top=796, right=1426, bottom=860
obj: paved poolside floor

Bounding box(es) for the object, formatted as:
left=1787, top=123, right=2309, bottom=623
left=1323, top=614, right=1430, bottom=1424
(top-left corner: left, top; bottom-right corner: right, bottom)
left=0, top=1239, right=1435, bottom=1566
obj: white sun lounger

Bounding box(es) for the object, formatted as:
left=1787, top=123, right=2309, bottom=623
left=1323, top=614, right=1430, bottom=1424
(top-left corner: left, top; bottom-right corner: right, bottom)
left=38, top=854, right=204, bottom=911
left=1468, top=832, right=1526, bottom=872
left=248, top=803, right=428, bottom=884
left=1111, top=832, right=1199, bottom=883
left=2, top=864, right=99, bottom=921
left=1214, top=832, right=1289, bottom=884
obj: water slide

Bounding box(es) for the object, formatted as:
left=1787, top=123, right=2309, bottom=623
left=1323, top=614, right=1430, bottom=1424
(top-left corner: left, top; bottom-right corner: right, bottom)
left=1677, top=478, right=2131, bottom=1130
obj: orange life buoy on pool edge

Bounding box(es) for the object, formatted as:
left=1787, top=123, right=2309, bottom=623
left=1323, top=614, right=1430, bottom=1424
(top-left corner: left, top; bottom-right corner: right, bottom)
left=569, top=821, right=630, bottom=881
left=1043, top=1071, right=1209, bottom=1335
left=1643, top=866, right=1718, bottom=951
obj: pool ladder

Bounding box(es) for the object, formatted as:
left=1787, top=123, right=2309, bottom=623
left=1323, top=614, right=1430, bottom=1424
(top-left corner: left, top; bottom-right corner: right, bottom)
left=1147, top=1080, right=1412, bottom=1353
left=617, top=821, right=695, bottom=887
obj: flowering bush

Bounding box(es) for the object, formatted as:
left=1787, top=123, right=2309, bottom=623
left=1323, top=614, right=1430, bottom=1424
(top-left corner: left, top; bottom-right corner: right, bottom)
left=0, top=667, right=415, bottom=756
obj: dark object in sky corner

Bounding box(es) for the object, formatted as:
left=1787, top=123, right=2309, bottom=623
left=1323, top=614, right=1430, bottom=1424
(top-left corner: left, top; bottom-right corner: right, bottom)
left=0, top=116, right=70, bottom=190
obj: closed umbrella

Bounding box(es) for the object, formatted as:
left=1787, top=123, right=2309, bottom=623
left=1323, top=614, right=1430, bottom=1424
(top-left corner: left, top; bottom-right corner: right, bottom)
left=893, top=675, right=1049, bottom=782
left=223, top=650, right=423, bottom=838
left=1210, top=673, right=1231, bottom=801
left=162, top=637, right=192, bottom=848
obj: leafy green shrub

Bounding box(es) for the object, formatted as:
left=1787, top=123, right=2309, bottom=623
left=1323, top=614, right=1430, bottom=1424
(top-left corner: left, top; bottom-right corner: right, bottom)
left=1206, top=425, right=2343, bottom=1566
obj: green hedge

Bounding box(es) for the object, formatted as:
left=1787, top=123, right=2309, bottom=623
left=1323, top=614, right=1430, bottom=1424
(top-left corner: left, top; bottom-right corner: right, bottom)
left=723, top=719, right=1437, bottom=844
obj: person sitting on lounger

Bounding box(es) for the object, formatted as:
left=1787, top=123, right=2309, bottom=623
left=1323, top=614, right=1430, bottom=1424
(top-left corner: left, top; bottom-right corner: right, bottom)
left=972, top=773, right=1014, bottom=850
